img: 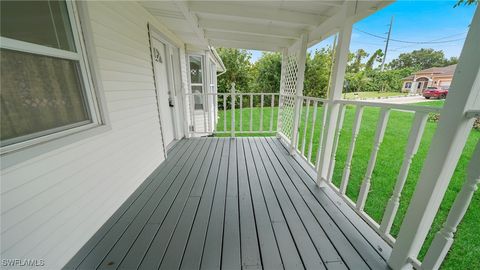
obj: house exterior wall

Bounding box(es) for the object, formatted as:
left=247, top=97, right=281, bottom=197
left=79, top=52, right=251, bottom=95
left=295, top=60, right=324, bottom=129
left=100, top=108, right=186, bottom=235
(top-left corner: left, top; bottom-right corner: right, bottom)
left=0, top=2, right=189, bottom=269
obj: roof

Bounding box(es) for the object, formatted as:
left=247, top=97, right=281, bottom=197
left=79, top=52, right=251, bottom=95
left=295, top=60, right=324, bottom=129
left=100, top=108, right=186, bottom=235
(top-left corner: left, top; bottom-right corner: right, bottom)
left=415, top=64, right=457, bottom=76
left=139, top=0, right=393, bottom=52
left=402, top=64, right=457, bottom=81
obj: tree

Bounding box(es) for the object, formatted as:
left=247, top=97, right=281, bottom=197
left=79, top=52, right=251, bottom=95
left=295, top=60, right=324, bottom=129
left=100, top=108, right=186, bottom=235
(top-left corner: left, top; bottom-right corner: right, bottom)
left=348, top=49, right=369, bottom=73
left=365, top=49, right=384, bottom=70
left=304, top=48, right=335, bottom=98
left=455, top=0, right=478, bottom=7
left=251, top=52, right=282, bottom=93
left=216, top=48, right=252, bottom=93
left=387, top=48, right=451, bottom=70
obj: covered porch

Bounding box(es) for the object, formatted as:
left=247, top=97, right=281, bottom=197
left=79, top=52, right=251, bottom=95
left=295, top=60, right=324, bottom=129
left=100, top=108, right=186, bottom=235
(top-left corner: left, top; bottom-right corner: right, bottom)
left=69, top=1, right=480, bottom=269
left=1, top=1, right=479, bottom=270
left=66, top=137, right=390, bottom=270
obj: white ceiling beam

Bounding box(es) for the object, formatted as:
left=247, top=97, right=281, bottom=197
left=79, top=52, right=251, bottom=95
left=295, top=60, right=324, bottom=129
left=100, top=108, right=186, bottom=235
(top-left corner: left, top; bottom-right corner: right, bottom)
left=172, top=0, right=209, bottom=47
left=314, top=1, right=345, bottom=8
left=188, top=2, right=327, bottom=26
left=198, top=18, right=302, bottom=39
left=205, top=30, right=295, bottom=48
left=209, top=39, right=282, bottom=52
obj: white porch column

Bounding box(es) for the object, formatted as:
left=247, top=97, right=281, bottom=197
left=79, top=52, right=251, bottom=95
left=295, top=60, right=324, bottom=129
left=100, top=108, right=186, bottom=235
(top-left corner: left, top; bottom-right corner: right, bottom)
left=388, top=7, right=480, bottom=269
left=276, top=48, right=288, bottom=138
left=290, top=33, right=309, bottom=155
left=316, top=19, right=353, bottom=186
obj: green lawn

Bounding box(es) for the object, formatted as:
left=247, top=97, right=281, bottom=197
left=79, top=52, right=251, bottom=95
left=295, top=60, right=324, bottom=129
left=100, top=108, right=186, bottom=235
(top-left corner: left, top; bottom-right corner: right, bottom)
left=343, top=91, right=408, bottom=99
left=216, top=100, right=479, bottom=269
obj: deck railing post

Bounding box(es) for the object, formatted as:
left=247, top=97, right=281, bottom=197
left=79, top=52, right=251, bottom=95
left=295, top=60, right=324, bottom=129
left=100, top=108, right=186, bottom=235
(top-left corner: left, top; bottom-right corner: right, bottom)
left=230, top=82, right=236, bottom=137
left=422, top=140, right=480, bottom=270
left=316, top=18, right=353, bottom=186
left=388, top=7, right=480, bottom=269
left=289, top=33, right=309, bottom=155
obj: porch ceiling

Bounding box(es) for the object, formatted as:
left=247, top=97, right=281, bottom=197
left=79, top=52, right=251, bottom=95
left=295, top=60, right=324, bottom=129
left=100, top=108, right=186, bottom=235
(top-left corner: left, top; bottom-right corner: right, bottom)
left=140, top=0, right=393, bottom=51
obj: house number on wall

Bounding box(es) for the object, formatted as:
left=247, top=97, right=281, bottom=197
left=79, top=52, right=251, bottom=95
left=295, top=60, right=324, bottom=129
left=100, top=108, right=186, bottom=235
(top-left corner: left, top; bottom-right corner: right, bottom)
left=154, top=48, right=162, bottom=63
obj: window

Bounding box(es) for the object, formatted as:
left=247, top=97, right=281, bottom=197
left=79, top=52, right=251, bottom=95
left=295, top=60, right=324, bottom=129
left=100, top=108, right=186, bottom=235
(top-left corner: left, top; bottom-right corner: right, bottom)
left=189, top=55, right=204, bottom=110
left=0, top=1, right=100, bottom=151
left=404, top=82, right=412, bottom=89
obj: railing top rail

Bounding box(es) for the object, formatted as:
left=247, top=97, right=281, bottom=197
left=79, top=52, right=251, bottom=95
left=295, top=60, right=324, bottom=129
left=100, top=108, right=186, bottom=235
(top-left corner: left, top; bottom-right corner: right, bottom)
left=335, top=99, right=442, bottom=114
left=299, top=96, right=327, bottom=103
left=185, top=92, right=280, bottom=96
left=466, top=109, right=480, bottom=118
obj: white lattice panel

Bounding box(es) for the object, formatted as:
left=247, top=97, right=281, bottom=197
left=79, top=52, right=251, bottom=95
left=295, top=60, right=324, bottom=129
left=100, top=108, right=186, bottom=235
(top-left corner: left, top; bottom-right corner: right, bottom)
left=279, top=42, right=301, bottom=140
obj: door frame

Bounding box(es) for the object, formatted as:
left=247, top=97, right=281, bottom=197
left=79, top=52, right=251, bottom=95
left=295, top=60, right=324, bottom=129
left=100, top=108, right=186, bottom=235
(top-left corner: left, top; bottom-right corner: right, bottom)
left=147, top=24, right=182, bottom=153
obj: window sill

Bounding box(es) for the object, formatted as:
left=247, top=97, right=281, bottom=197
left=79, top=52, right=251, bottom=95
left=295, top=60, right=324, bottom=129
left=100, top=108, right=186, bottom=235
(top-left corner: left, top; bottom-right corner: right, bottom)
left=0, top=124, right=111, bottom=170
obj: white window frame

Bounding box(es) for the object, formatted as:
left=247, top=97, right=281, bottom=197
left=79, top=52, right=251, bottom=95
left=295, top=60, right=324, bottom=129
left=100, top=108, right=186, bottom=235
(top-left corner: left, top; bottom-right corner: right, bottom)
left=188, top=54, right=205, bottom=92
left=188, top=54, right=206, bottom=112
left=0, top=0, right=103, bottom=154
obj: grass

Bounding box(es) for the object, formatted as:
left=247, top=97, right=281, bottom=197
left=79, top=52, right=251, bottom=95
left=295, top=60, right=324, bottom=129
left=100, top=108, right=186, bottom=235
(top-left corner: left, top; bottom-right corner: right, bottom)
left=343, top=91, right=408, bottom=100
left=216, top=100, right=479, bottom=269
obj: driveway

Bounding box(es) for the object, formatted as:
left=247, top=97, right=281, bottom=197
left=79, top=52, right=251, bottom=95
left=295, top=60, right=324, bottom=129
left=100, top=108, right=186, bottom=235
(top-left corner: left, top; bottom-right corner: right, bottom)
left=362, top=95, right=432, bottom=104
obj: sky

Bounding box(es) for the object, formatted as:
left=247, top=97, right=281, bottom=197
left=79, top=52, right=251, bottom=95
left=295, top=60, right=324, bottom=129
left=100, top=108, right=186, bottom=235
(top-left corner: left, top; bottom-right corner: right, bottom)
left=249, top=0, right=476, bottom=64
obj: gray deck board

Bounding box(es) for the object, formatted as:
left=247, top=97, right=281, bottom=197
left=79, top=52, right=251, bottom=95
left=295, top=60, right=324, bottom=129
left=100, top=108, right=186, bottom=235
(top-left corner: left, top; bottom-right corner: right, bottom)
left=236, top=139, right=263, bottom=270
left=222, top=139, right=241, bottom=270
left=64, top=139, right=187, bottom=269
left=255, top=138, right=346, bottom=269
left=94, top=139, right=207, bottom=270
left=266, top=138, right=390, bottom=269
left=180, top=139, right=224, bottom=270
left=65, top=137, right=391, bottom=270
left=200, top=138, right=229, bottom=270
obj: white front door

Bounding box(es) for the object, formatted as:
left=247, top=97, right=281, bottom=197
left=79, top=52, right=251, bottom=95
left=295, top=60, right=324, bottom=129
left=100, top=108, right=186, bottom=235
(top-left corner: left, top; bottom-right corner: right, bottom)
left=151, top=38, right=175, bottom=147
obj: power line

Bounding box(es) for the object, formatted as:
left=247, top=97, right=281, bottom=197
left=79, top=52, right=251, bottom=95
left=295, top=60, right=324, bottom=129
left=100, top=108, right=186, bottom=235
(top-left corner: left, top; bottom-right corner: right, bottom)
left=390, top=31, right=467, bottom=51
left=354, top=27, right=467, bottom=44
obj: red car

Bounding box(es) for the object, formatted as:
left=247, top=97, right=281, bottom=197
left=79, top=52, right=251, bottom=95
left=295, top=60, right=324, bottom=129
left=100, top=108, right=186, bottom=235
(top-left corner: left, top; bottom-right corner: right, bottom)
left=423, top=87, right=448, bottom=99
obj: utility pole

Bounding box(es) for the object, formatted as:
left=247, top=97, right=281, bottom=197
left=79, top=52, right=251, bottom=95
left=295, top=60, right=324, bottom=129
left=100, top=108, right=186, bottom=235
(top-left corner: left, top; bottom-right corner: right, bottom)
left=380, top=16, right=394, bottom=71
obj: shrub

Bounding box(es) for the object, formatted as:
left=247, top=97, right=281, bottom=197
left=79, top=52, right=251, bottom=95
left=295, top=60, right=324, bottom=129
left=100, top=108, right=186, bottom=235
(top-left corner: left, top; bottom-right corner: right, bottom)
left=428, top=113, right=480, bottom=130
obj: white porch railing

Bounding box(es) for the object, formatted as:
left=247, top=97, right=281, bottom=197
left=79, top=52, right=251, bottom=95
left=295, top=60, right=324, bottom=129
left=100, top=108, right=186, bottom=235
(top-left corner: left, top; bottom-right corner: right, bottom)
left=185, top=86, right=479, bottom=269
left=185, top=83, right=280, bottom=136
left=323, top=100, right=441, bottom=245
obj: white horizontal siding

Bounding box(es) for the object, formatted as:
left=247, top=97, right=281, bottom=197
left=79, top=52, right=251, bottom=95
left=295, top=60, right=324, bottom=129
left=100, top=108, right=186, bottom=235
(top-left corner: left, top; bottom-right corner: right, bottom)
left=0, top=1, right=187, bottom=269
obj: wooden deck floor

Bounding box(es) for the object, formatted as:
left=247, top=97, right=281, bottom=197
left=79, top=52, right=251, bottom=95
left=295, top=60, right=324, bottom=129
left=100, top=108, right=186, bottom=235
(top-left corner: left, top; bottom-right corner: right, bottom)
left=65, top=137, right=391, bottom=270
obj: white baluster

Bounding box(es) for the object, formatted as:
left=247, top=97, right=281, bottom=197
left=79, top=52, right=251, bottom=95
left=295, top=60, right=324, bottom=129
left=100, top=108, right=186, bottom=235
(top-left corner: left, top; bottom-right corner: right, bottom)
left=270, top=94, right=275, bottom=132
left=293, top=97, right=303, bottom=151
left=214, top=93, right=218, bottom=133
left=327, top=104, right=346, bottom=183
left=223, top=94, right=227, bottom=132
left=422, top=140, right=480, bottom=270
left=307, top=101, right=318, bottom=163
left=230, top=83, right=236, bottom=137
left=240, top=94, right=243, bottom=132
left=316, top=102, right=330, bottom=170
left=301, top=99, right=310, bottom=156
left=260, top=94, right=264, bottom=131
left=203, top=97, right=207, bottom=133
left=380, top=112, right=428, bottom=234
left=250, top=94, right=253, bottom=131
left=340, top=105, right=364, bottom=194
left=357, top=108, right=390, bottom=211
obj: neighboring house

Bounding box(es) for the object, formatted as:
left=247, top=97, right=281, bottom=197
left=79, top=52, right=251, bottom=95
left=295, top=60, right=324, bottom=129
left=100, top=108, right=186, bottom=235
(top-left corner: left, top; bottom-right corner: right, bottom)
left=401, top=64, right=456, bottom=94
